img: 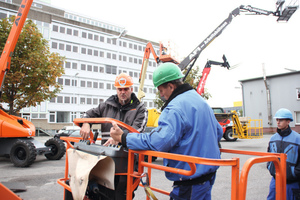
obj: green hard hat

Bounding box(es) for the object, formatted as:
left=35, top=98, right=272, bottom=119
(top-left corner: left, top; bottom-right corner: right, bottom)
left=153, top=62, right=184, bottom=87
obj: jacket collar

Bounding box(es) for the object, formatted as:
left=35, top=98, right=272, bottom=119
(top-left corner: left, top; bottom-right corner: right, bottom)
left=161, top=83, right=193, bottom=111
left=277, top=126, right=292, bottom=137
left=107, top=93, right=140, bottom=110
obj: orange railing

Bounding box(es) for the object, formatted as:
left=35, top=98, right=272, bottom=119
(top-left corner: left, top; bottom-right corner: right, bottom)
left=57, top=118, right=286, bottom=200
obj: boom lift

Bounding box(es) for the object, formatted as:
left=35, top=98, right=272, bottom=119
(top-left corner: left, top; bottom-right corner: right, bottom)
left=138, top=42, right=178, bottom=129
left=138, top=1, right=297, bottom=140
left=0, top=0, right=65, bottom=169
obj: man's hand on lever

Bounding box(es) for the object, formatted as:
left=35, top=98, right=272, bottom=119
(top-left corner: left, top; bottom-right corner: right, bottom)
left=110, top=122, right=124, bottom=143
left=80, top=123, right=91, bottom=140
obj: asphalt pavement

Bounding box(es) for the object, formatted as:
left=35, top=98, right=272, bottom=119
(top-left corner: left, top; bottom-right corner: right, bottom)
left=0, top=135, right=274, bottom=200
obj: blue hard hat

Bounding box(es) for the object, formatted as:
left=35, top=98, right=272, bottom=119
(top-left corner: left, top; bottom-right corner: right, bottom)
left=274, top=108, right=293, bottom=122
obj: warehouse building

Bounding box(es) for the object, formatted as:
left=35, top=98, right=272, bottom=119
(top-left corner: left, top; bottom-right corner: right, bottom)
left=240, top=71, right=300, bottom=133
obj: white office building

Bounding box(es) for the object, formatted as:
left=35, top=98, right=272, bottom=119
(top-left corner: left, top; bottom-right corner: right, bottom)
left=0, top=0, right=159, bottom=134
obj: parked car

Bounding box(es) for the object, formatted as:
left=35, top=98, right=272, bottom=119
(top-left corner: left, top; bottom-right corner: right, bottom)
left=54, top=129, right=81, bottom=139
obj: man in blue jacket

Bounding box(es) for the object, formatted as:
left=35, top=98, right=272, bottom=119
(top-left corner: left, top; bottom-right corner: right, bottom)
left=109, top=62, right=223, bottom=200
left=267, top=108, right=300, bottom=200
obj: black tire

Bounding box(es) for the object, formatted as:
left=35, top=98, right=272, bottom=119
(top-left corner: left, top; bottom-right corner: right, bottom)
left=10, top=140, right=37, bottom=167
left=44, top=138, right=66, bottom=160
left=224, top=128, right=238, bottom=142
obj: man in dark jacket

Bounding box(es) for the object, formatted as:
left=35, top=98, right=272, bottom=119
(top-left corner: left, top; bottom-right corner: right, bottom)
left=80, top=73, right=148, bottom=199
left=267, top=108, right=300, bottom=200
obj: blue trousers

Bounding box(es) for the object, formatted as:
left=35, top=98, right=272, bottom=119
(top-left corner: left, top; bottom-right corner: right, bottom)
left=169, top=175, right=215, bottom=200
left=267, top=177, right=300, bottom=200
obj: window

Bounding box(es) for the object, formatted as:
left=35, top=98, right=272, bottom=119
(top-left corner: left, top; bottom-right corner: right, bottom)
left=73, top=30, right=79, bottom=36
left=296, top=111, right=300, bottom=124
left=107, top=52, right=111, bottom=59
left=107, top=38, right=111, bottom=44
left=129, top=57, right=133, bottom=63
left=65, top=61, right=71, bottom=69
left=87, top=98, right=92, bottom=104
left=67, top=28, right=72, bottom=35
left=93, top=98, right=98, bottom=105
left=107, top=83, right=111, bottom=90
left=52, top=42, right=57, bottom=49
left=57, top=96, right=63, bottom=103
left=88, top=33, right=93, bottom=40
left=99, top=67, right=104, bottom=73
left=81, top=48, right=86, bottom=54
left=134, top=44, right=137, bottom=50
left=59, top=26, right=65, bottom=33
left=57, top=112, right=70, bottom=123
left=94, top=50, right=98, bottom=56
left=123, top=42, right=127, bottom=47
left=88, top=49, right=92, bottom=55
left=66, top=44, right=71, bottom=51
left=93, top=82, right=98, bottom=88
left=65, top=79, right=70, bottom=86
left=80, top=98, right=85, bottom=104
left=93, top=66, right=98, bottom=72
left=297, top=88, right=300, bottom=100
left=94, top=35, right=99, bottom=41
left=58, top=78, right=63, bottom=85
left=80, top=80, right=85, bottom=87
left=105, top=65, right=117, bottom=75
left=72, top=80, right=77, bottom=87
left=129, top=43, right=133, bottom=49
left=149, top=74, right=152, bottom=79
left=134, top=58, right=137, bottom=64
left=72, top=63, right=77, bottom=69
left=59, top=43, right=64, bottom=50
left=144, top=102, right=148, bottom=107
left=112, top=54, right=116, bottom=60
left=72, top=97, right=77, bottom=104
left=73, top=46, right=78, bottom=52
left=134, top=86, right=138, bottom=92
left=64, top=96, right=70, bottom=103
left=81, top=64, right=86, bottom=70
left=139, top=59, right=142, bottom=64
left=99, top=82, right=104, bottom=89
left=100, top=36, right=104, bottom=42
left=49, top=112, right=55, bottom=122
left=50, top=98, right=55, bottom=103
left=100, top=51, right=104, bottom=57
left=52, top=25, right=58, bottom=32
left=87, top=65, right=92, bottom=71
left=134, top=72, right=138, bottom=78
left=129, top=71, right=133, bottom=77
left=123, top=56, right=127, bottom=62
left=82, top=32, right=87, bottom=38
left=87, top=81, right=92, bottom=88
left=139, top=45, right=142, bottom=51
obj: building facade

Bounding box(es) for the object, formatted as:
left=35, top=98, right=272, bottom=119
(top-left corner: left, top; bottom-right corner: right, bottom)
left=0, top=0, right=160, bottom=134
left=240, top=71, right=300, bottom=133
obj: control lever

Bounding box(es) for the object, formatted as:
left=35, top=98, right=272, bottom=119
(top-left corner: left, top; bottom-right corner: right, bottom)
left=92, top=131, right=99, bottom=144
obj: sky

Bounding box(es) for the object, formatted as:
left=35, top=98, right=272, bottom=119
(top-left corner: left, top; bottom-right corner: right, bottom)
left=50, top=0, right=300, bottom=107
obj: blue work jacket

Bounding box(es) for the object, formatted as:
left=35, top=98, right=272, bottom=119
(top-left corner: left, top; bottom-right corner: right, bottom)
left=125, top=85, right=223, bottom=181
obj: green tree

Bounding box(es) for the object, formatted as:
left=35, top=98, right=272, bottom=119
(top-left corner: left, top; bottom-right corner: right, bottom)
left=0, top=17, right=65, bottom=115
left=154, top=65, right=211, bottom=111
